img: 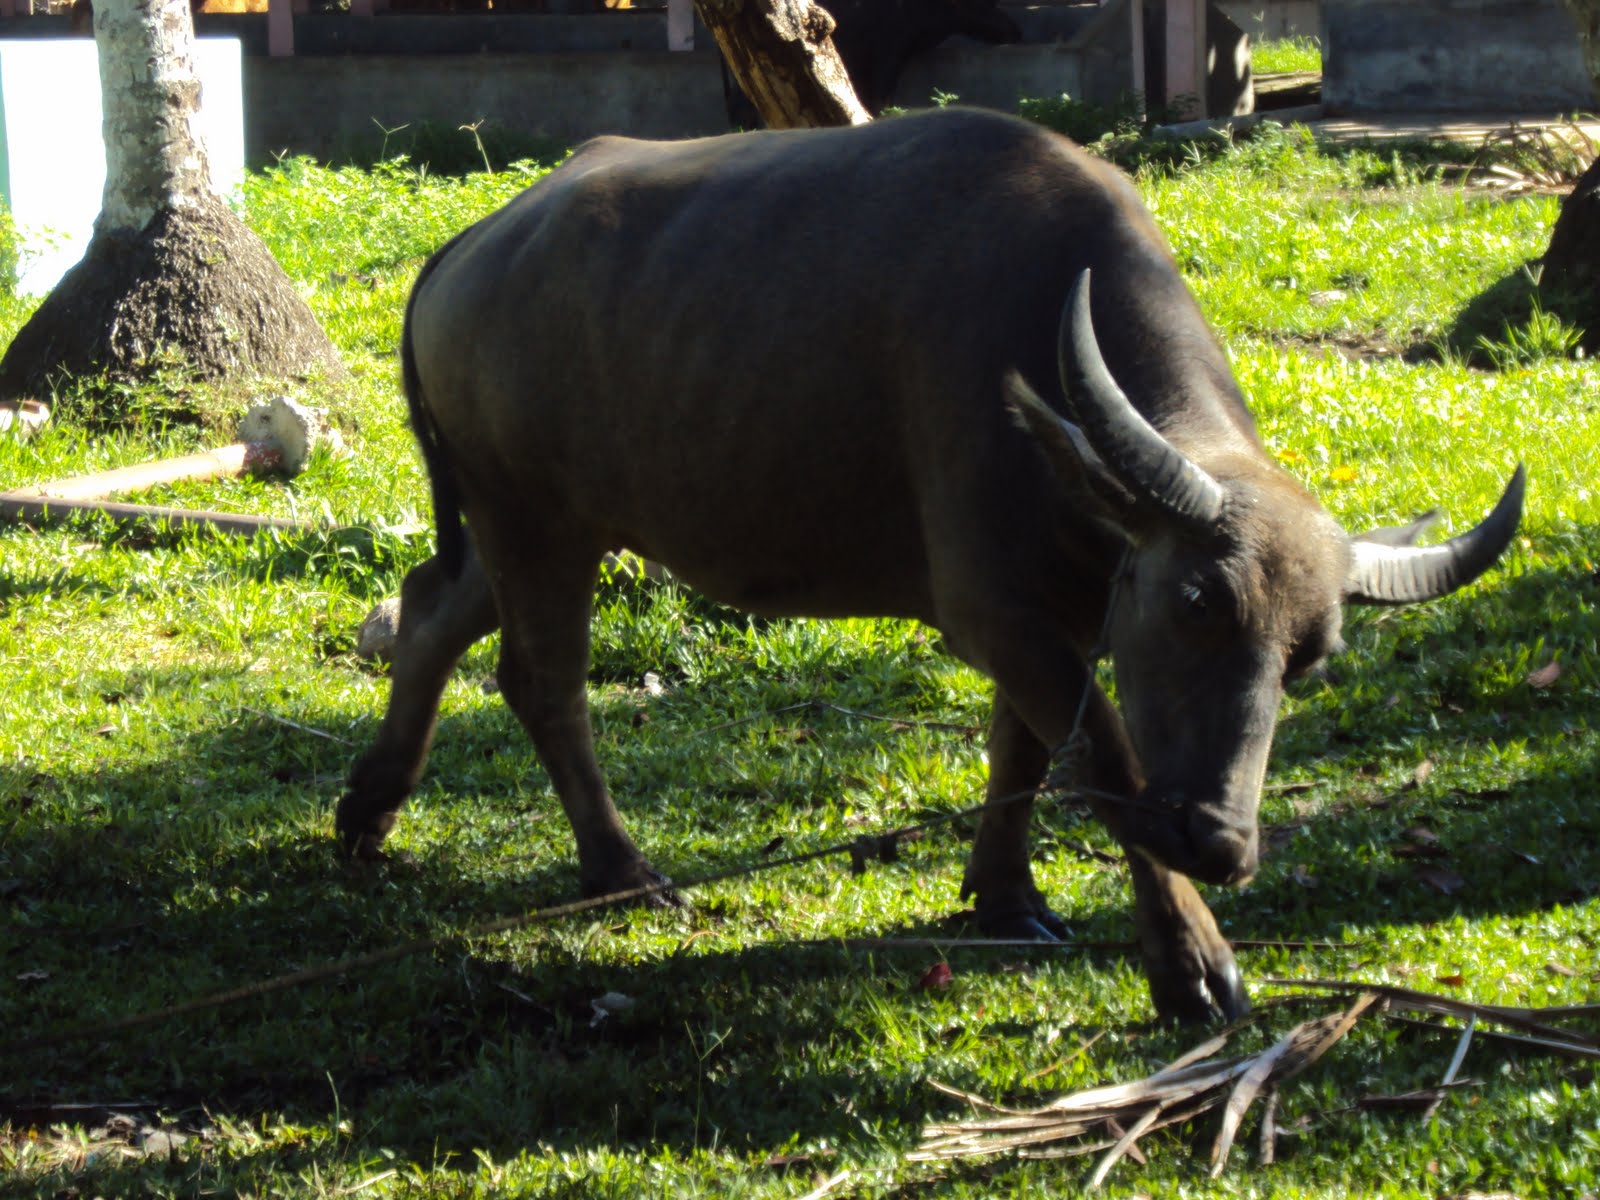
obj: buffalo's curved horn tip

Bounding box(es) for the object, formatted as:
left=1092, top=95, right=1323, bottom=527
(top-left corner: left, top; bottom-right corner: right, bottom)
left=1059, top=270, right=1226, bottom=529
left=1344, top=464, right=1527, bottom=605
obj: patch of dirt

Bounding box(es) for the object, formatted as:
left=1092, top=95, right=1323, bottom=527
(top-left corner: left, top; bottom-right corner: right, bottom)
left=1273, top=329, right=1437, bottom=362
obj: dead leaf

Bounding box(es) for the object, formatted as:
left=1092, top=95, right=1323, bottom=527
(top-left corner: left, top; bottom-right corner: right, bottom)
left=1414, top=865, right=1466, bottom=896
left=1395, top=826, right=1448, bottom=859
left=1435, top=973, right=1467, bottom=988
left=15, top=969, right=48, bottom=983
left=1412, top=759, right=1434, bottom=787
left=1395, top=842, right=1449, bottom=860
left=1544, top=961, right=1578, bottom=978
left=918, top=961, right=954, bottom=990
left=1292, top=864, right=1318, bottom=888
left=589, top=991, right=634, bottom=1028
left=1526, top=661, right=1562, bottom=688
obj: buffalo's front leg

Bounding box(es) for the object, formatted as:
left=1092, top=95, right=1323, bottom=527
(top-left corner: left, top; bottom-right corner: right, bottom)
left=1069, top=682, right=1248, bottom=1022
left=337, top=547, right=499, bottom=858
left=490, top=550, right=674, bottom=904
left=1125, top=853, right=1246, bottom=1023
left=971, top=672, right=1246, bottom=1022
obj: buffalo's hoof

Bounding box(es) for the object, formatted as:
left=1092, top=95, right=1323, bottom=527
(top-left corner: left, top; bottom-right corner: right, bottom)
left=335, top=798, right=396, bottom=862
left=1148, top=947, right=1249, bottom=1025
left=582, top=863, right=682, bottom=910
left=974, top=903, right=1071, bottom=941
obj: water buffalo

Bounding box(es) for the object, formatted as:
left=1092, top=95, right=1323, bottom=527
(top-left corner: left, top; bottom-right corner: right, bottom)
left=339, top=107, right=1524, bottom=1023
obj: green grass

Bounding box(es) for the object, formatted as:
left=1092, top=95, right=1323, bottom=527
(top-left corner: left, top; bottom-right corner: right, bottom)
left=1, top=124, right=1596, bottom=1199
left=1252, top=36, right=1323, bottom=76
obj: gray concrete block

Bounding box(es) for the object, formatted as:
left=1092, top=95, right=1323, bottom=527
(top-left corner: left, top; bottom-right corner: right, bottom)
left=1322, top=0, right=1598, bottom=112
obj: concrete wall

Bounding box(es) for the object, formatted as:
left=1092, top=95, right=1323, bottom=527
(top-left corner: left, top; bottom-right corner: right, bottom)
left=234, top=5, right=1133, bottom=161
left=242, top=41, right=1118, bottom=163
left=1322, top=0, right=1598, bottom=110
left=245, top=52, right=727, bottom=159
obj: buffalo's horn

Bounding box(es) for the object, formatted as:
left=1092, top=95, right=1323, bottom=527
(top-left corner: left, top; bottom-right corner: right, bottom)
left=1344, top=464, right=1526, bottom=605
left=1059, top=271, right=1226, bottom=529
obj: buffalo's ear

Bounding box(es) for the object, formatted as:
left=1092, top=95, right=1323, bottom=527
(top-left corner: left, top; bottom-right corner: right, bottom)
left=1004, top=371, right=1142, bottom=535
left=1353, top=509, right=1440, bottom=548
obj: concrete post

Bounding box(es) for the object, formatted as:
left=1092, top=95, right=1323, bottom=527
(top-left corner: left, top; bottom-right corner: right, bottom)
left=1129, top=0, right=1146, bottom=113
left=268, top=0, right=292, bottom=56
left=668, top=0, right=694, bottom=50
left=1166, top=0, right=1207, bottom=116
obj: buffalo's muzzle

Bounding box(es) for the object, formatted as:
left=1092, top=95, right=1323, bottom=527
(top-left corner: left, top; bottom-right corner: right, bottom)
left=1128, top=795, right=1260, bottom=886
left=1182, top=807, right=1259, bottom=885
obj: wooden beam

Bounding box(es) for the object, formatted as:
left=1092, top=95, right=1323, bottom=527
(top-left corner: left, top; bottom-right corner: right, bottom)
left=13, top=445, right=253, bottom=503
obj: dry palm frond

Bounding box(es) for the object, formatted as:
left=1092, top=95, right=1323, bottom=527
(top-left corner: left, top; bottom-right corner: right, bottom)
left=913, top=993, right=1374, bottom=1181
left=913, top=980, right=1600, bottom=1187
left=1258, top=978, right=1600, bottom=1054
left=1471, top=121, right=1600, bottom=189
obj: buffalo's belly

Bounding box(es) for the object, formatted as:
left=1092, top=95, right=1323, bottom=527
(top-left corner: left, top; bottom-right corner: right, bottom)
left=618, top=495, right=934, bottom=622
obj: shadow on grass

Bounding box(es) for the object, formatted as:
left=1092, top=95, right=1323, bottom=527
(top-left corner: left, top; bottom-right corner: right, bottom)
left=1, top=731, right=1098, bottom=1176
left=2, top=551, right=1596, bottom=1182
left=1440, top=258, right=1596, bottom=364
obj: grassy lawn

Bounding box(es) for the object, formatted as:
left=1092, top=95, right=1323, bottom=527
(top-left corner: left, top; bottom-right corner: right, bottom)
left=1, top=121, right=1596, bottom=1198
left=1251, top=36, right=1323, bottom=76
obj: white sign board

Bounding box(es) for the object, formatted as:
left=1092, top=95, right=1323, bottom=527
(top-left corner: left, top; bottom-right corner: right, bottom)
left=0, top=38, right=244, bottom=298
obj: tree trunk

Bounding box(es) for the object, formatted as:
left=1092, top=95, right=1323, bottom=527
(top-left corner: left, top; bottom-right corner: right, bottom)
left=1542, top=152, right=1600, bottom=350
left=696, top=0, right=871, bottom=129
left=0, top=0, right=343, bottom=407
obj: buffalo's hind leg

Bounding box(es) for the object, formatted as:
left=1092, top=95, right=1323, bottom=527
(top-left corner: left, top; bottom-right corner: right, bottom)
left=961, top=692, right=1069, bottom=940
left=338, top=546, right=500, bottom=858
left=489, top=549, right=676, bottom=905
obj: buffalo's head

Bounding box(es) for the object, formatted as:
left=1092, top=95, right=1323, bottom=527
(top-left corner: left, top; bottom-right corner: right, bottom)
left=1011, top=272, right=1525, bottom=886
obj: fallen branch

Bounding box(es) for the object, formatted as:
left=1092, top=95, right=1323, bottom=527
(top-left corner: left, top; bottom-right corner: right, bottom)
left=0, top=397, right=338, bottom=538
left=0, top=492, right=320, bottom=538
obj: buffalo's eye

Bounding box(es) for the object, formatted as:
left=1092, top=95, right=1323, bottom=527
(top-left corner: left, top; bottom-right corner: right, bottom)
left=1285, top=632, right=1341, bottom=681
left=1180, top=579, right=1207, bottom=614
